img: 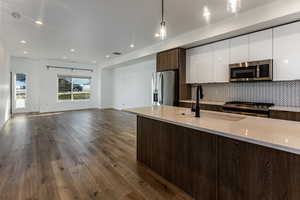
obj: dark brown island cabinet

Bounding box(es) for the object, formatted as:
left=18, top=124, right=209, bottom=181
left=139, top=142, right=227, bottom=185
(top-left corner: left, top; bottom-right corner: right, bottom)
left=137, top=116, right=300, bottom=200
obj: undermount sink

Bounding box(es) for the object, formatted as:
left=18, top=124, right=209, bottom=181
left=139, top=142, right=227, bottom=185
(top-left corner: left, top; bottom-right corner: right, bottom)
left=178, top=110, right=245, bottom=122
left=204, top=112, right=245, bottom=121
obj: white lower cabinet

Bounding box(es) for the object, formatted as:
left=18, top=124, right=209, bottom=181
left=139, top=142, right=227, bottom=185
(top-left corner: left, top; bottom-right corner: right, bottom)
left=273, top=22, right=300, bottom=81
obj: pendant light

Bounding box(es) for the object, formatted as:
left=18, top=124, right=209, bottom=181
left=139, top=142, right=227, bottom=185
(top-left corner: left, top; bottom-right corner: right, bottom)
left=160, top=0, right=167, bottom=40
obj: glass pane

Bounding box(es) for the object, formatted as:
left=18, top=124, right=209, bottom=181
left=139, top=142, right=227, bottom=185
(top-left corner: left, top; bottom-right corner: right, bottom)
left=72, top=78, right=91, bottom=100
left=58, top=77, right=72, bottom=100
left=15, top=73, right=26, bottom=109
left=73, top=93, right=90, bottom=100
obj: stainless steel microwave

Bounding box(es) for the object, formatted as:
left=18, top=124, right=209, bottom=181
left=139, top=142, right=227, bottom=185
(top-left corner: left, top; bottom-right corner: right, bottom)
left=229, top=59, right=273, bottom=82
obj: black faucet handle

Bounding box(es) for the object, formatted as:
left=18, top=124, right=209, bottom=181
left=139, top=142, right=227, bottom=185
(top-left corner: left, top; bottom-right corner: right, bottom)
left=199, top=85, right=204, bottom=99
left=195, top=85, right=202, bottom=118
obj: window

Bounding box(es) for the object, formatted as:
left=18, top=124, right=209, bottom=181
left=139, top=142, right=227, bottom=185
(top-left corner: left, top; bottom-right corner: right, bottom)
left=58, top=77, right=72, bottom=100
left=58, top=76, right=91, bottom=101
left=15, top=73, right=27, bottom=108
left=72, top=78, right=91, bottom=100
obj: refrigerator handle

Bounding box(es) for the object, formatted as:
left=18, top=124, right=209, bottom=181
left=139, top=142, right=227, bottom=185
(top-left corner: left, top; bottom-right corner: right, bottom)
left=161, top=73, right=164, bottom=105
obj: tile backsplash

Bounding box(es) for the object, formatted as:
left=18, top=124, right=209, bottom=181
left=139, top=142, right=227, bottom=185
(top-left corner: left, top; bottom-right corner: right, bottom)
left=191, top=81, right=300, bottom=107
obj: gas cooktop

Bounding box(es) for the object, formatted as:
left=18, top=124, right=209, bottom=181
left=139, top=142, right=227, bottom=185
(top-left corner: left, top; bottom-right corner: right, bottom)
left=225, top=101, right=274, bottom=109
left=223, top=101, right=275, bottom=117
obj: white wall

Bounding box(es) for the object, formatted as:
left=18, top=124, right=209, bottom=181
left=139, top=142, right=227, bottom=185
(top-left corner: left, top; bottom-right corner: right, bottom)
left=0, top=40, right=10, bottom=128
left=101, top=57, right=155, bottom=109
left=10, top=58, right=40, bottom=113
left=11, top=56, right=155, bottom=112
left=11, top=57, right=100, bottom=113
left=100, top=68, right=113, bottom=108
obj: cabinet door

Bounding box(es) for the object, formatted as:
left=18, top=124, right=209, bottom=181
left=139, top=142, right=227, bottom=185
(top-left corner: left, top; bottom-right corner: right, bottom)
left=168, top=49, right=179, bottom=69
left=157, top=53, right=168, bottom=71
left=270, top=110, right=300, bottom=122
left=218, top=137, right=273, bottom=200
left=137, top=117, right=217, bottom=200
left=186, top=48, right=199, bottom=83
left=273, top=22, right=300, bottom=81
left=212, top=40, right=230, bottom=83
left=229, top=35, right=249, bottom=64
left=249, top=29, right=273, bottom=61
left=157, top=49, right=179, bottom=72
left=197, top=45, right=214, bottom=83
left=186, top=49, right=195, bottom=84
left=187, top=45, right=213, bottom=83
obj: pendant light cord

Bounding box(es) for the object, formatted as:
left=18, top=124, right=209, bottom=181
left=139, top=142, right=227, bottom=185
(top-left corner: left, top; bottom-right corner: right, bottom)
left=161, top=0, right=164, bottom=22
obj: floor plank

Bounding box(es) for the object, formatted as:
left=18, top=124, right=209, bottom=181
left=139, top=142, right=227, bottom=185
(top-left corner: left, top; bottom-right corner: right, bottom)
left=0, top=109, right=193, bottom=200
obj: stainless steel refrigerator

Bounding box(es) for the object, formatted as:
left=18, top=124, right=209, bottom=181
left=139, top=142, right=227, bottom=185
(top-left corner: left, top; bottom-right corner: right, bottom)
left=152, top=71, right=176, bottom=106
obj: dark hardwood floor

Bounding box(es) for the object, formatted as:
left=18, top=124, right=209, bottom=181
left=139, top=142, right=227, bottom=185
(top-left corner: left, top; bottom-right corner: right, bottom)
left=0, top=109, right=193, bottom=200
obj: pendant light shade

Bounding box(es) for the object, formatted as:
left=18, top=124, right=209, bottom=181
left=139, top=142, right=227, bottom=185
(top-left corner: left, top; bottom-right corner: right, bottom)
left=160, top=21, right=166, bottom=40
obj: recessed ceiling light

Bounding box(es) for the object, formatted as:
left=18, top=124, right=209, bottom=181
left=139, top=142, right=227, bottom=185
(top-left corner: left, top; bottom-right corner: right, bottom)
left=105, top=55, right=110, bottom=58
left=203, top=6, right=211, bottom=18
left=155, top=33, right=160, bottom=38
left=227, top=0, right=241, bottom=13
left=62, top=56, right=67, bottom=59
left=70, top=49, right=75, bottom=52
left=20, top=40, right=27, bottom=44
left=23, top=51, right=28, bottom=54
left=130, top=44, right=135, bottom=48
left=35, top=20, right=43, bottom=25
left=92, top=60, right=97, bottom=64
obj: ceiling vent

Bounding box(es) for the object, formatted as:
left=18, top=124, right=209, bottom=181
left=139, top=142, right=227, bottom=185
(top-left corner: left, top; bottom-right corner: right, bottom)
left=11, top=12, right=21, bottom=19
left=112, top=52, right=122, bottom=56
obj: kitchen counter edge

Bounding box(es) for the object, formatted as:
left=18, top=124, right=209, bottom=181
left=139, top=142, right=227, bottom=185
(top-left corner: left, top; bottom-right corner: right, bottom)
left=125, top=106, right=300, bottom=155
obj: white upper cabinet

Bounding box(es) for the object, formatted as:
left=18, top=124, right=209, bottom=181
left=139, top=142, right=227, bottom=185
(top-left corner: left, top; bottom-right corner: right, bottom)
left=273, top=22, right=300, bottom=81
left=197, top=45, right=214, bottom=83
left=249, top=29, right=273, bottom=61
left=186, top=50, right=192, bottom=83
left=186, top=45, right=213, bottom=83
left=186, top=48, right=199, bottom=83
left=230, top=30, right=272, bottom=63
left=229, top=35, right=249, bottom=64
left=212, top=40, right=230, bottom=83
left=186, top=21, right=300, bottom=83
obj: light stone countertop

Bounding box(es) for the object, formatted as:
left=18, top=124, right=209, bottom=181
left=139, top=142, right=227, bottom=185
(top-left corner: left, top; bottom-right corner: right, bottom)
left=125, top=105, right=300, bottom=155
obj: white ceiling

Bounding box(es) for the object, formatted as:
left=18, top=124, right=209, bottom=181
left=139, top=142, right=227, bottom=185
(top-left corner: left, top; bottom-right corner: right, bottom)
left=0, top=0, right=276, bottom=64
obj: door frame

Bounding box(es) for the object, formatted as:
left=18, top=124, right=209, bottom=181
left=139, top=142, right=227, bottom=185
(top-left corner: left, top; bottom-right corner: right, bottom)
left=10, top=72, right=13, bottom=115
left=12, top=72, right=30, bottom=113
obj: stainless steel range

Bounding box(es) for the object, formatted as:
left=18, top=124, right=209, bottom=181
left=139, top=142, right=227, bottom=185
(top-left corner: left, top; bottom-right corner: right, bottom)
left=223, top=101, right=275, bottom=117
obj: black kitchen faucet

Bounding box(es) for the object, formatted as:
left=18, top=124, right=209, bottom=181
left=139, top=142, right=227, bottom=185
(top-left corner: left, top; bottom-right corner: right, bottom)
left=195, top=85, right=204, bottom=118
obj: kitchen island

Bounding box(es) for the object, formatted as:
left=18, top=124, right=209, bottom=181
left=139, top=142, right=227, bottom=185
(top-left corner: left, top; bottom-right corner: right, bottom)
left=126, top=105, right=300, bottom=200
